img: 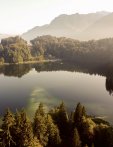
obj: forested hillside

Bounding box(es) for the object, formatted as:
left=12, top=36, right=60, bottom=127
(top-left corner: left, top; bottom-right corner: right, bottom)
left=30, top=35, right=113, bottom=65
left=0, top=102, right=113, bottom=147
left=1, top=35, right=113, bottom=65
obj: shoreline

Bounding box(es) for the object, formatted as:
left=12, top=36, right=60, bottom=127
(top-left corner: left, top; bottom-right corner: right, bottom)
left=0, top=59, right=61, bottom=66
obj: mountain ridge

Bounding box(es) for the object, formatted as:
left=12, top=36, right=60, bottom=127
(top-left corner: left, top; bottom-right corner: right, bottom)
left=22, top=11, right=110, bottom=42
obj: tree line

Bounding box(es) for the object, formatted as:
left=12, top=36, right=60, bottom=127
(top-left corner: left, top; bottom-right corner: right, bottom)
left=1, top=35, right=113, bottom=64
left=0, top=102, right=113, bottom=147
left=30, top=35, right=113, bottom=65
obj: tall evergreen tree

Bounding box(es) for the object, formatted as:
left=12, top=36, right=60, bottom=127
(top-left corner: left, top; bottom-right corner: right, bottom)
left=80, top=117, right=95, bottom=147
left=72, top=128, right=81, bottom=147
left=33, top=103, right=48, bottom=146
left=50, top=102, right=69, bottom=146
left=14, top=109, right=39, bottom=147
left=46, top=114, right=61, bottom=147
left=35, top=103, right=45, bottom=116
left=74, top=103, right=83, bottom=127
left=51, top=102, right=69, bottom=134
left=82, top=106, right=86, bottom=117
left=1, top=108, right=15, bottom=147
left=74, top=103, right=87, bottom=129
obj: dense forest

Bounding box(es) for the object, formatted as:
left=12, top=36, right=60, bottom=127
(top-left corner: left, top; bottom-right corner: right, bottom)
left=0, top=36, right=31, bottom=64
left=1, top=35, right=113, bottom=64
left=0, top=102, right=113, bottom=147
left=30, top=35, right=113, bottom=65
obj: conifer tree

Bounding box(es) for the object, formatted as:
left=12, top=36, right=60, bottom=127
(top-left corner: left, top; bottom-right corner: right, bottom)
left=35, top=103, right=45, bottom=116
left=1, top=108, right=15, bottom=147
left=50, top=102, right=69, bottom=146
left=58, top=102, right=69, bottom=121
left=46, top=114, right=61, bottom=147
left=51, top=102, right=69, bottom=137
left=33, top=103, right=48, bottom=146
left=72, top=128, right=81, bottom=147
left=82, top=106, right=86, bottom=117
left=74, top=103, right=86, bottom=128
left=19, top=109, right=33, bottom=146
left=14, top=109, right=39, bottom=147
left=13, top=109, right=21, bottom=145
left=80, top=117, right=95, bottom=147
left=74, top=103, right=83, bottom=127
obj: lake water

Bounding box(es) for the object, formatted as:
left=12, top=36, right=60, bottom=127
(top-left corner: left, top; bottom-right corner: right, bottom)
left=0, top=61, right=113, bottom=123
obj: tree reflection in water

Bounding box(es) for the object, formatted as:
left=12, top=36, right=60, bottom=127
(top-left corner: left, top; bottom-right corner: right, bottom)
left=0, top=61, right=113, bottom=95
left=106, top=77, right=113, bottom=95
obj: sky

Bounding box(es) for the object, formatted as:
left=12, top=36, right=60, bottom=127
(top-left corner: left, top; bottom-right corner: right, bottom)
left=0, top=0, right=113, bottom=35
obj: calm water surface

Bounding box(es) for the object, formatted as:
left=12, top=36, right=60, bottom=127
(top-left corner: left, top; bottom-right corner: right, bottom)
left=0, top=62, right=113, bottom=123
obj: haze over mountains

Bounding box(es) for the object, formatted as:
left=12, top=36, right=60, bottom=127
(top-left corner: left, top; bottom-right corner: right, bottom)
left=83, top=12, right=113, bottom=39
left=22, top=11, right=113, bottom=42
left=1, top=11, right=113, bottom=42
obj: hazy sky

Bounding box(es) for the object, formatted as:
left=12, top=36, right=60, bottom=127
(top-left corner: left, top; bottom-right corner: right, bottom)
left=0, top=0, right=113, bottom=35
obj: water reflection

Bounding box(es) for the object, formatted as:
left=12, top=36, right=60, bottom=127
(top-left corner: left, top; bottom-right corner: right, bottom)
left=0, top=61, right=113, bottom=95
left=106, top=77, right=113, bottom=95
left=0, top=64, right=32, bottom=77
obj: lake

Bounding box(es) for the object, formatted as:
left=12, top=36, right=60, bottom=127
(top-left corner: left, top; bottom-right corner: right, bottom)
left=0, top=61, right=113, bottom=123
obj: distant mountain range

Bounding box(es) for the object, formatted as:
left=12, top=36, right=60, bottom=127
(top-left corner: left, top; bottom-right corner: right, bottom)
left=82, top=12, right=113, bottom=40
left=22, top=11, right=113, bottom=42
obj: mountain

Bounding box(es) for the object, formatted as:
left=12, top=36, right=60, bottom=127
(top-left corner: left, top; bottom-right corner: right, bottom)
left=81, top=12, right=113, bottom=40
left=22, top=11, right=109, bottom=42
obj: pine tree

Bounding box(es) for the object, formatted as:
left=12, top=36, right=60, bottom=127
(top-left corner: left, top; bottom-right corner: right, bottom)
left=72, top=128, right=81, bottom=147
left=14, top=109, right=38, bottom=147
left=74, top=103, right=86, bottom=128
left=82, top=106, right=86, bottom=117
left=1, top=108, right=15, bottom=147
left=33, top=103, right=48, bottom=146
left=13, top=109, right=21, bottom=146
left=50, top=102, right=69, bottom=146
left=20, top=109, right=34, bottom=146
left=46, top=114, right=61, bottom=147
left=80, top=117, right=95, bottom=147
left=59, top=102, right=69, bottom=121
left=51, top=102, right=69, bottom=136
left=35, top=103, right=45, bottom=116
